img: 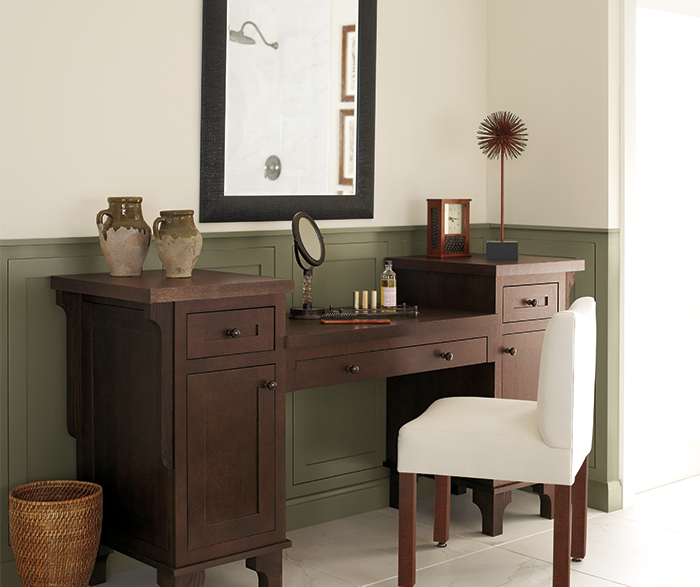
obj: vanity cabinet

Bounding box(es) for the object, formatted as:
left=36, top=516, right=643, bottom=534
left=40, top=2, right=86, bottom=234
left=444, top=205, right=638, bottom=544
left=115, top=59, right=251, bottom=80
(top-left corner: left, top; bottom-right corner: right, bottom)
left=51, top=270, right=294, bottom=587
left=386, top=255, right=584, bottom=535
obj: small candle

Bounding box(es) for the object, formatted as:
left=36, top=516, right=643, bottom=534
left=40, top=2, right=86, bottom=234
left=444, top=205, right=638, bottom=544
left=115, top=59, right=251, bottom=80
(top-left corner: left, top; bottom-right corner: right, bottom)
left=361, top=290, right=369, bottom=309
left=353, top=291, right=360, bottom=310
left=371, top=290, right=377, bottom=309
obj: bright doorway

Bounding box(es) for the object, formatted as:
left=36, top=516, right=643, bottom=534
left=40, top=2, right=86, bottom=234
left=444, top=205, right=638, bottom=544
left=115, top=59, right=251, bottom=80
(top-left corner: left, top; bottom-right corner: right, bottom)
left=623, top=1, right=700, bottom=500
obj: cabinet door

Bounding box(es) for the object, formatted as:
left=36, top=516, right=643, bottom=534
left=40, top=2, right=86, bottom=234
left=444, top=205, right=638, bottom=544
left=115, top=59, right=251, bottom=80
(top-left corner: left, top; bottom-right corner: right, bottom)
left=187, top=365, right=277, bottom=550
left=502, top=330, right=545, bottom=401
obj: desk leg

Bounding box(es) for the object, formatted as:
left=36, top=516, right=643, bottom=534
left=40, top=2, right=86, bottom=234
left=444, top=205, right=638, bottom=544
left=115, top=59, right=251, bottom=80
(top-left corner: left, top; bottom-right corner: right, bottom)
left=246, top=551, right=283, bottom=587
left=533, top=484, right=556, bottom=519
left=89, top=545, right=113, bottom=585
left=156, top=570, right=205, bottom=587
left=472, top=488, right=511, bottom=537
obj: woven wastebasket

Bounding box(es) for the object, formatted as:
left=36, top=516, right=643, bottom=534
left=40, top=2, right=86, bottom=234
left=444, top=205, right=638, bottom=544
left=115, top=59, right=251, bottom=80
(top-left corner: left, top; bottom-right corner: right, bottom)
left=9, top=480, right=103, bottom=587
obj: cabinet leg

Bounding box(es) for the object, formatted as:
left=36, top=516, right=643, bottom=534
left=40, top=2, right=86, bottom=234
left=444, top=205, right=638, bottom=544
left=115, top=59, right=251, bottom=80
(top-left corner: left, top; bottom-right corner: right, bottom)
left=156, top=569, right=205, bottom=587
left=89, top=545, right=113, bottom=585
left=472, top=489, right=511, bottom=536
left=246, top=551, right=283, bottom=587
left=533, top=483, right=556, bottom=519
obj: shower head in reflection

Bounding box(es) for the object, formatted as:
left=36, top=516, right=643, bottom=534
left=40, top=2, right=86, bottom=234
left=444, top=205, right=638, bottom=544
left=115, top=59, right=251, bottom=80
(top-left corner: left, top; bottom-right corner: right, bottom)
left=229, top=21, right=279, bottom=50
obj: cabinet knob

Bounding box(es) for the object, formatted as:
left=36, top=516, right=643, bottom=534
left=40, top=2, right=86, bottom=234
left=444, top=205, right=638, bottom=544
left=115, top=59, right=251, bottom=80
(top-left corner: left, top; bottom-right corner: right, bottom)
left=226, top=328, right=241, bottom=338
left=440, top=352, right=454, bottom=362
left=265, top=380, right=278, bottom=391
left=504, top=347, right=517, bottom=356
left=526, top=299, right=539, bottom=307
left=347, top=365, right=360, bottom=375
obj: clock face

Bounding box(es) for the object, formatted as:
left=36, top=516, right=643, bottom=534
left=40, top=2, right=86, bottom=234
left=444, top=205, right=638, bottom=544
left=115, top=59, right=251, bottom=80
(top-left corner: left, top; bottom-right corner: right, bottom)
left=445, top=203, right=463, bottom=235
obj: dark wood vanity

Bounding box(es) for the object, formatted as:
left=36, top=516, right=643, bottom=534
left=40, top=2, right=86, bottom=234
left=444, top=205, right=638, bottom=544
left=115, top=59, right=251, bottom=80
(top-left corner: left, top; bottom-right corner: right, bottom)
left=52, top=254, right=583, bottom=587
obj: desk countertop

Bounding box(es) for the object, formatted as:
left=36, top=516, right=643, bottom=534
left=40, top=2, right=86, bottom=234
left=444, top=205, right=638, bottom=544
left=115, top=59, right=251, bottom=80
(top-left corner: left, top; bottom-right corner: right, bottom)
left=285, top=306, right=497, bottom=352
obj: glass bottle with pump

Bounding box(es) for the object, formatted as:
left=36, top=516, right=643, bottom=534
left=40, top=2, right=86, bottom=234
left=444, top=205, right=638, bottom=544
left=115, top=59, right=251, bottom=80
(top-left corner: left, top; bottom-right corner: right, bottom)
left=381, top=260, right=397, bottom=308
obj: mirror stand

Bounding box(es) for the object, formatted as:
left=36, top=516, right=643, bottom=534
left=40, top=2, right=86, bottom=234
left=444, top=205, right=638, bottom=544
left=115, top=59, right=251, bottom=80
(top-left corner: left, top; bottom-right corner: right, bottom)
left=290, top=212, right=326, bottom=319
left=290, top=265, right=325, bottom=319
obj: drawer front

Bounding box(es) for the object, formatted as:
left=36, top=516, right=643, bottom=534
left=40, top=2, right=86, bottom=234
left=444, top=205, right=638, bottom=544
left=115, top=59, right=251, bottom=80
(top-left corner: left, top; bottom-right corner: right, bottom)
left=294, top=337, right=488, bottom=390
left=187, top=307, right=275, bottom=359
left=503, top=283, right=558, bottom=323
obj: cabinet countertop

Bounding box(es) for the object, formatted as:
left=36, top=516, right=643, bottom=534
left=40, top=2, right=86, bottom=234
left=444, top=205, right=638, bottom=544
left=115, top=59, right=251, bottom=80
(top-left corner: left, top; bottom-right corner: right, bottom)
left=389, top=254, right=585, bottom=276
left=50, top=269, right=295, bottom=304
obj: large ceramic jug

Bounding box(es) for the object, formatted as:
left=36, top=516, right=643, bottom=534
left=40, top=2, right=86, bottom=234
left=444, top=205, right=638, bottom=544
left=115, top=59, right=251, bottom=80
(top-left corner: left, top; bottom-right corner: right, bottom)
left=96, top=197, right=151, bottom=277
left=153, top=210, right=203, bottom=278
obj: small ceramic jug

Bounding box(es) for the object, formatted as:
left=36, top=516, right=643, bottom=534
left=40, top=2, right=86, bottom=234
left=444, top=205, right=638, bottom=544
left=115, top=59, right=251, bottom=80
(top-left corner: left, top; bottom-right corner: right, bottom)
left=152, top=210, right=203, bottom=278
left=96, top=197, right=151, bottom=277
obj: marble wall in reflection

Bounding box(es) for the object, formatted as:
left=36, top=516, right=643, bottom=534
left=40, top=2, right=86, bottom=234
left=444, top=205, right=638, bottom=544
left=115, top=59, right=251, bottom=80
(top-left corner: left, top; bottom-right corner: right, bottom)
left=225, top=0, right=333, bottom=196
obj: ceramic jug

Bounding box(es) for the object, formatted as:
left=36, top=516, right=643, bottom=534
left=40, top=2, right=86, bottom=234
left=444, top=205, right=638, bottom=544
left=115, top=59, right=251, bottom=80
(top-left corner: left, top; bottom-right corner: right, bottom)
left=96, top=197, right=151, bottom=277
left=152, top=210, right=203, bottom=278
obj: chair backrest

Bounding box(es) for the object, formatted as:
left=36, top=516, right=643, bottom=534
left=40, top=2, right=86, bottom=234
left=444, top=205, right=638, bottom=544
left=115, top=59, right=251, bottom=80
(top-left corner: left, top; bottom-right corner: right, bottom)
left=537, top=297, right=597, bottom=468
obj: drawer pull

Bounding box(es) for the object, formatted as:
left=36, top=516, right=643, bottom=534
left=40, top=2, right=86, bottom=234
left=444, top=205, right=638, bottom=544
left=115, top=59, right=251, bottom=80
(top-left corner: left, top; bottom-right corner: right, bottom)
left=265, top=380, right=278, bottom=391
left=346, top=365, right=360, bottom=375
left=526, top=299, right=539, bottom=307
left=440, top=352, right=454, bottom=362
left=226, top=328, right=242, bottom=338
left=504, top=347, right=517, bottom=356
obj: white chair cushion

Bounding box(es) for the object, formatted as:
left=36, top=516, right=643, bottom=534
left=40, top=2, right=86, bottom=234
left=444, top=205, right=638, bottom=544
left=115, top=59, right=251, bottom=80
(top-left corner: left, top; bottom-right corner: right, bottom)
left=397, top=396, right=578, bottom=486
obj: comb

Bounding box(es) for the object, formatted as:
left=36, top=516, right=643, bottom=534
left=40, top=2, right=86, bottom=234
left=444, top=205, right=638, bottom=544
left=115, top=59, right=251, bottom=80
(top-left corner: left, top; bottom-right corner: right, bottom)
left=320, top=318, right=391, bottom=324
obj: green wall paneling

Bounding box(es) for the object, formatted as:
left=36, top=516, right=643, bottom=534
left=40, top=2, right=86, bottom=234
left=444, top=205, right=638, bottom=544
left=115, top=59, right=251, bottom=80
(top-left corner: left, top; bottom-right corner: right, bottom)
left=291, top=380, right=387, bottom=485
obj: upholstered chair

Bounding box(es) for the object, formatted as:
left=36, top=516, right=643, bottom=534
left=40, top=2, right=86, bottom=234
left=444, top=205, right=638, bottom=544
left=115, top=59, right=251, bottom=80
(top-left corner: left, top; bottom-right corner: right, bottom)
left=397, top=297, right=597, bottom=587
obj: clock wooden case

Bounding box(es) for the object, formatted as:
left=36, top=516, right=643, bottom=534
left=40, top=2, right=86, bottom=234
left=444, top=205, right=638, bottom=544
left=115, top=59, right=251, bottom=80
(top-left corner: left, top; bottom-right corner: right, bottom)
left=427, top=199, right=471, bottom=258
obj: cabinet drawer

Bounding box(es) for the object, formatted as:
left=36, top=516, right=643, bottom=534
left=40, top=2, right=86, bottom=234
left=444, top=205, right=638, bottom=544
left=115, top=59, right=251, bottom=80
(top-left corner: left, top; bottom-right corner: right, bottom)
left=294, top=337, right=487, bottom=390
left=503, top=283, right=558, bottom=323
left=187, top=307, right=274, bottom=359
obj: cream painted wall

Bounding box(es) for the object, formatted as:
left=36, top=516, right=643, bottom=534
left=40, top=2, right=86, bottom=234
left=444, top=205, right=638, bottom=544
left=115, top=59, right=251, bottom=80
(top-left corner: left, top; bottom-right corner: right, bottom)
left=486, top=0, right=619, bottom=230
left=0, top=0, right=488, bottom=239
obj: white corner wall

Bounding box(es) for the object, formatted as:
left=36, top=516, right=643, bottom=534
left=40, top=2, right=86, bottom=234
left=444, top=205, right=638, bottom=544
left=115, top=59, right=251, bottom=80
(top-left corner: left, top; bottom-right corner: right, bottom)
left=0, top=0, right=488, bottom=239
left=486, top=0, right=618, bottom=230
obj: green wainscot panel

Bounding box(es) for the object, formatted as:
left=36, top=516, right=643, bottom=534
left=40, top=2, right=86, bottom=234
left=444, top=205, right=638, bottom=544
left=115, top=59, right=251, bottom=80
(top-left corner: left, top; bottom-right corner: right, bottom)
left=290, top=380, right=387, bottom=487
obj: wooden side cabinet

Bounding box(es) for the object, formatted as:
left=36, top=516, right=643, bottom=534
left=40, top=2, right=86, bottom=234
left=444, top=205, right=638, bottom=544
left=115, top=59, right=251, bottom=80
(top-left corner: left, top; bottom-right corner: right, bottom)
left=51, top=270, right=294, bottom=587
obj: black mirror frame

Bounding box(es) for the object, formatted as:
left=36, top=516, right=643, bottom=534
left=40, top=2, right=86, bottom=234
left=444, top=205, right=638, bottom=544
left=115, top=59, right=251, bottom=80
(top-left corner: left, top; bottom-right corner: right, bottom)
left=199, top=0, right=377, bottom=223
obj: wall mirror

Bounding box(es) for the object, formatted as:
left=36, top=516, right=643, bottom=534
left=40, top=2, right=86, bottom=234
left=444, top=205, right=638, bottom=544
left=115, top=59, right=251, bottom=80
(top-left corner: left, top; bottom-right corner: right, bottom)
left=200, top=0, right=377, bottom=222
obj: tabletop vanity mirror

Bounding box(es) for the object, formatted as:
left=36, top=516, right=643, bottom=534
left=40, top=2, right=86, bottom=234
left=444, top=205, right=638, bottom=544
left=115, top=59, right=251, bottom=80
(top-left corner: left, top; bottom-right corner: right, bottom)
left=290, top=212, right=326, bottom=319
left=200, top=0, right=377, bottom=222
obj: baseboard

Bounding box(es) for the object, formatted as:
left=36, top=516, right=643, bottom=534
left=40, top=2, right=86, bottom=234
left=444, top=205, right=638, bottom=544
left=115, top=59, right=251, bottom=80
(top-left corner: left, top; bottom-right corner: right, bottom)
left=286, top=478, right=391, bottom=531
left=588, top=477, right=623, bottom=512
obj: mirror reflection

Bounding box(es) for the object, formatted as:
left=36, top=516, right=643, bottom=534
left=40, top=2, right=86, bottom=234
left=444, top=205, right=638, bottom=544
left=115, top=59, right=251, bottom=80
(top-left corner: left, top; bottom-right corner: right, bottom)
left=298, top=217, right=324, bottom=263
left=225, top=0, right=358, bottom=197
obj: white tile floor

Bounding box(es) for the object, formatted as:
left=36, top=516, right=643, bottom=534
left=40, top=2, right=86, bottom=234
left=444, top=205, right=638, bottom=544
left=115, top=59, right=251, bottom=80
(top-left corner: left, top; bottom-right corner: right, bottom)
left=104, top=475, right=700, bottom=587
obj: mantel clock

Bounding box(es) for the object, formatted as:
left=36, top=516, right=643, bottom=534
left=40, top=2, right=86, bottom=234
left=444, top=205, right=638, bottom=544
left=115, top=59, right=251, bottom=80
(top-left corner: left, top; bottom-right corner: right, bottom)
left=427, top=199, right=471, bottom=258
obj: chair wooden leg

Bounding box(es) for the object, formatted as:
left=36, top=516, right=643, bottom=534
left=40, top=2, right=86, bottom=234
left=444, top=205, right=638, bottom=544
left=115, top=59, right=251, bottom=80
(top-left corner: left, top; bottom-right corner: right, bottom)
left=553, top=484, right=572, bottom=587
left=433, top=475, right=450, bottom=546
left=399, top=472, right=417, bottom=587
left=571, top=455, right=589, bottom=561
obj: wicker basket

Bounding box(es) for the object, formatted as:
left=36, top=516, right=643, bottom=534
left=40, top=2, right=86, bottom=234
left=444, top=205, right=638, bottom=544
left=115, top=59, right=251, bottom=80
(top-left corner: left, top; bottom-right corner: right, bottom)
left=9, top=480, right=103, bottom=587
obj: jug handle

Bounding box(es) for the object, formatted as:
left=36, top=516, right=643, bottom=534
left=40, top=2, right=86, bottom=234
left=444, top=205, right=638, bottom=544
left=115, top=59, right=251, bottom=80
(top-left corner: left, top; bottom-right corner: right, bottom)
left=96, top=210, right=113, bottom=235
left=152, top=216, right=166, bottom=240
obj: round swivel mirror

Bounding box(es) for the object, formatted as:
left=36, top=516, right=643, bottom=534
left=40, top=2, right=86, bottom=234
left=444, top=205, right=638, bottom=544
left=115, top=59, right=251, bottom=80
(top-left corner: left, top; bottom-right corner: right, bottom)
left=290, top=212, right=326, bottom=319
left=292, top=212, right=325, bottom=268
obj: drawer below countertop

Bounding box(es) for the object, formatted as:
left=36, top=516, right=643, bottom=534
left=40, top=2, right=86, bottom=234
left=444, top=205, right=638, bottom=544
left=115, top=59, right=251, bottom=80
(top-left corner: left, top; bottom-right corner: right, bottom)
left=291, top=336, right=488, bottom=391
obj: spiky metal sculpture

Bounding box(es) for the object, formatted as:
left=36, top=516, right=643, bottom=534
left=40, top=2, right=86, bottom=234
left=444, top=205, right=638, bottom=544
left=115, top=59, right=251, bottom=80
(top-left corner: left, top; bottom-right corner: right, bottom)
left=477, top=111, right=528, bottom=242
